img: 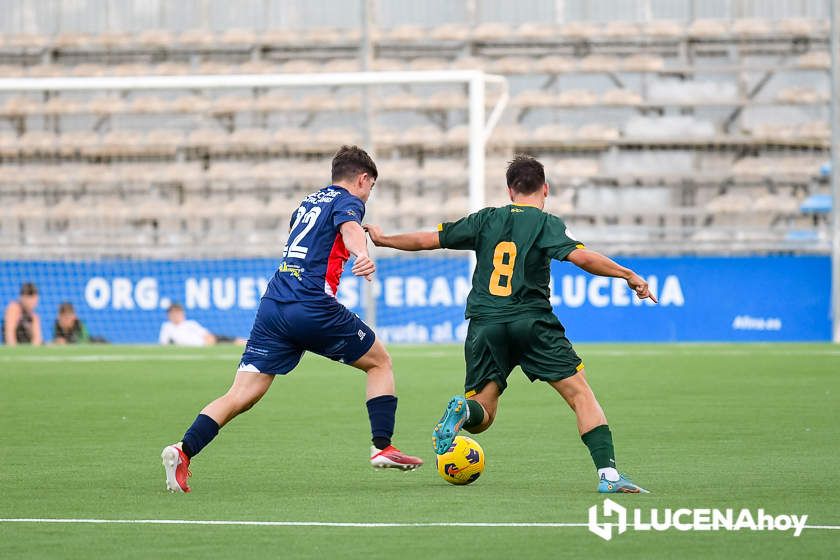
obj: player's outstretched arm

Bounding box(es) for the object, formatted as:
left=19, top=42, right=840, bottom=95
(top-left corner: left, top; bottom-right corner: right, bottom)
left=340, top=221, right=376, bottom=281
left=566, top=248, right=658, bottom=303
left=363, top=224, right=441, bottom=251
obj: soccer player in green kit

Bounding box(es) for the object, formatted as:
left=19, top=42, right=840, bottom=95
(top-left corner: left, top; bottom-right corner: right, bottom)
left=364, top=155, right=656, bottom=493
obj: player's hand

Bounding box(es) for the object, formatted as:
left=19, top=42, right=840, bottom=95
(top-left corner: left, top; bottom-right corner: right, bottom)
left=363, top=224, right=385, bottom=246
left=626, top=273, right=658, bottom=303
left=352, top=254, right=376, bottom=281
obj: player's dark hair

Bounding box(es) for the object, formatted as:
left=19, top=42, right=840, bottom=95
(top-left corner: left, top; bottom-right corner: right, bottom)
left=167, top=303, right=183, bottom=313
left=506, top=155, right=545, bottom=195
left=331, top=145, right=378, bottom=183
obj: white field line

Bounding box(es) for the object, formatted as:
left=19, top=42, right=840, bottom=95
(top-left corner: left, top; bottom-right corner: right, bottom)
left=0, top=518, right=585, bottom=528
left=0, top=518, right=838, bottom=530
left=1, top=348, right=840, bottom=364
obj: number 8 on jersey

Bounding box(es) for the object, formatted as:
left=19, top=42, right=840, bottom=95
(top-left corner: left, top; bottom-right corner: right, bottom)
left=489, top=241, right=517, bottom=297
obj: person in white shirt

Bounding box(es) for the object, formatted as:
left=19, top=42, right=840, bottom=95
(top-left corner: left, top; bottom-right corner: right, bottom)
left=159, top=303, right=217, bottom=347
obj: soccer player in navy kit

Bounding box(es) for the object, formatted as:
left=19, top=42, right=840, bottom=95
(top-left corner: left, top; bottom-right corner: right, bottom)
left=162, top=146, right=422, bottom=493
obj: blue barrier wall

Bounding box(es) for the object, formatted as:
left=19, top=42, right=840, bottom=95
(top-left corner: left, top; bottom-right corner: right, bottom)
left=0, top=256, right=830, bottom=343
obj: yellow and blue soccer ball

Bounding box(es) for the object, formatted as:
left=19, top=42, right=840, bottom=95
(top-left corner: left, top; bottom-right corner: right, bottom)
left=435, top=435, right=485, bottom=485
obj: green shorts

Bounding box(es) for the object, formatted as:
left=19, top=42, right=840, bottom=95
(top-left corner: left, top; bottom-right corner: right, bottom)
left=463, top=313, right=583, bottom=397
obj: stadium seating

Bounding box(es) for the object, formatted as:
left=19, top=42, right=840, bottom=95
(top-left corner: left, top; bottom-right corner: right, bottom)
left=0, top=7, right=830, bottom=257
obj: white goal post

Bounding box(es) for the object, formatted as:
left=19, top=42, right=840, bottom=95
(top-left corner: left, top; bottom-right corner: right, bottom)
left=0, top=70, right=510, bottom=216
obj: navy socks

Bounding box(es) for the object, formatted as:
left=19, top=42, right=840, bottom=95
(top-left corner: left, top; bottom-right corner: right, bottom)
left=366, top=395, right=397, bottom=450
left=181, top=413, right=220, bottom=458
left=181, top=398, right=396, bottom=457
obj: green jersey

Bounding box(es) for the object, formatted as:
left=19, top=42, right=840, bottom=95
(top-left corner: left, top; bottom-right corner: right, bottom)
left=438, top=204, right=583, bottom=321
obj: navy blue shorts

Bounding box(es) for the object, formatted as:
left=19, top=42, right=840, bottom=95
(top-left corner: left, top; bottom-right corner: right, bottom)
left=238, top=297, right=375, bottom=375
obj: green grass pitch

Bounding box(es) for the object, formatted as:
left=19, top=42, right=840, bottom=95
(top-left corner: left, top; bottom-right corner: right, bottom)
left=1, top=343, right=838, bottom=558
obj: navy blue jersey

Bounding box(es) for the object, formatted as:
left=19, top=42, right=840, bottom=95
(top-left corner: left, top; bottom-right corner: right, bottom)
left=264, top=186, right=365, bottom=302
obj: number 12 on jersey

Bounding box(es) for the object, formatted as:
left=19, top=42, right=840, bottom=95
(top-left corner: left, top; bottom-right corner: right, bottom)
left=489, top=241, right=517, bottom=296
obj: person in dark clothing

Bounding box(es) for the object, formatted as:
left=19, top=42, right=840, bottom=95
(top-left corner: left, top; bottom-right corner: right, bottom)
left=3, top=282, right=42, bottom=346
left=53, top=302, right=91, bottom=344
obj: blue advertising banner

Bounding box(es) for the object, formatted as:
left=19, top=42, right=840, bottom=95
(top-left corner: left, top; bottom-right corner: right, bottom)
left=0, top=256, right=830, bottom=344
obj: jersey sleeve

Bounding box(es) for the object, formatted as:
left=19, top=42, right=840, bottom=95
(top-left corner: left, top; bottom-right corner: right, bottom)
left=541, top=215, right=585, bottom=261
left=332, top=194, right=365, bottom=228
left=437, top=209, right=486, bottom=250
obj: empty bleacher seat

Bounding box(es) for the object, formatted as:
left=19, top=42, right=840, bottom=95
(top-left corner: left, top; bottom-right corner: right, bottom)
left=621, top=55, right=664, bottom=72
left=601, top=89, right=642, bottom=105
left=187, top=128, right=229, bottom=150
left=556, top=89, right=597, bottom=106
left=395, top=125, right=440, bottom=146
left=425, top=90, right=466, bottom=110
left=58, top=131, right=100, bottom=155
left=254, top=92, right=294, bottom=111
left=136, top=29, right=175, bottom=49
left=371, top=58, right=405, bottom=71
left=534, top=55, right=575, bottom=74
left=383, top=25, right=426, bottom=42
left=129, top=95, right=169, bottom=114
left=450, top=56, right=486, bottom=71
left=110, top=63, right=153, bottom=76
left=260, top=28, right=299, bottom=46
left=797, top=121, right=830, bottom=140
left=515, top=23, right=558, bottom=40
left=775, top=87, right=828, bottom=105
left=643, top=20, right=684, bottom=38
left=513, top=89, right=557, bottom=108
left=429, top=24, right=470, bottom=41
left=375, top=91, right=421, bottom=111
left=54, top=32, right=93, bottom=49
left=797, top=51, right=830, bottom=70
left=603, top=21, right=640, bottom=39
left=578, top=55, right=619, bottom=72
left=27, top=64, right=67, bottom=77
left=576, top=124, right=620, bottom=141
left=171, top=94, right=211, bottom=113
left=777, top=18, right=818, bottom=36
left=560, top=21, right=601, bottom=40
left=220, top=28, right=257, bottom=46
left=42, top=96, right=81, bottom=115
left=20, top=131, right=57, bottom=153
left=731, top=19, right=773, bottom=38
left=408, top=57, right=449, bottom=71
left=210, top=95, right=254, bottom=114
left=534, top=124, right=574, bottom=142
left=178, top=29, right=215, bottom=48
left=154, top=62, right=191, bottom=75
left=488, top=56, right=534, bottom=75
left=88, top=95, right=126, bottom=114
left=5, top=33, right=50, bottom=49
left=322, top=58, right=361, bottom=73
left=471, top=22, right=514, bottom=42
left=688, top=19, right=730, bottom=38
left=1, top=96, right=39, bottom=116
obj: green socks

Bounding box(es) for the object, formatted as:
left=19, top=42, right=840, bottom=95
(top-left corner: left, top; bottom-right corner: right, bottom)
left=463, top=399, right=485, bottom=429
left=581, top=424, right=616, bottom=471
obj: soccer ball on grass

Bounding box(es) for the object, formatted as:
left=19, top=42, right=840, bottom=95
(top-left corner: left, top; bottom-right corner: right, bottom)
left=435, top=435, right=485, bottom=485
